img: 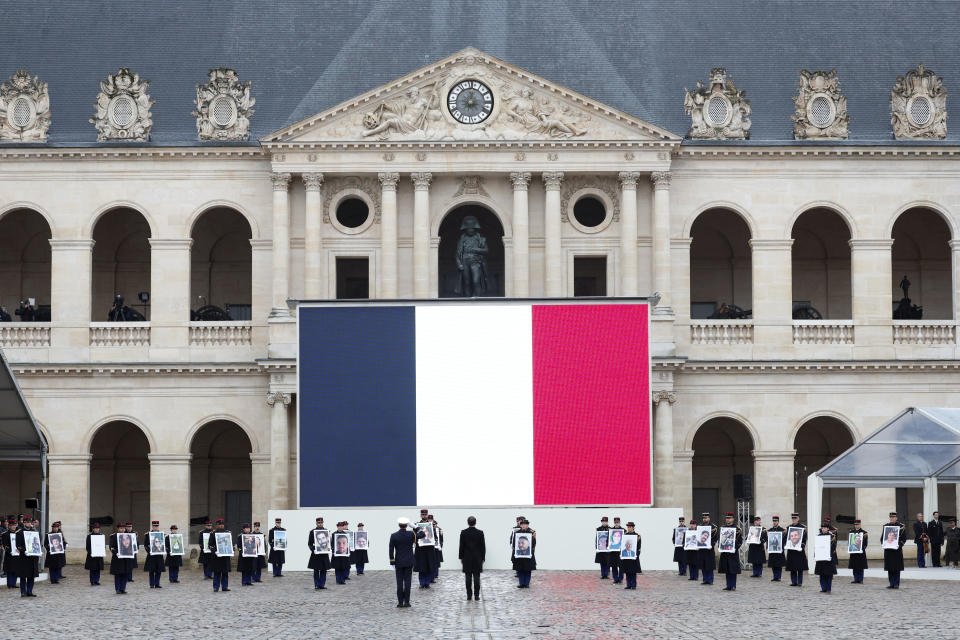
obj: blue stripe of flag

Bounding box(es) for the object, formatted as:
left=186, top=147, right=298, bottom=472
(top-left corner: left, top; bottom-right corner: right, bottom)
left=299, top=306, right=417, bottom=507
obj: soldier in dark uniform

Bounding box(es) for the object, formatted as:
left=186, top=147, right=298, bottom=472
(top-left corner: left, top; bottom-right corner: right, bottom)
left=767, top=515, right=785, bottom=581
left=815, top=522, right=837, bottom=593
left=718, top=512, right=742, bottom=591
left=848, top=518, right=868, bottom=583
left=698, top=512, right=718, bottom=585
left=236, top=523, right=255, bottom=586
left=351, top=522, right=369, bottom=575
left=14, top=516, right=39, bottom=597
left=928, top=511, right=944, bottom=567
left=429, top=515, right=443, bottom=583
left=747, top=515, right=767, bottom=577
left=143, top=520, right=166, bottom=588
left=414, top=512, right=439, bottom=589
left=84, top=522, right=104, bottom=586
left=389, top=516, right=425, bottom=607
left=307, top=516, right=330, bottom=590
left=268, top=517, right=286, bottom=577
left=3, top=516, right=19, bottom=588
left=43, top=520, right=67, bottom=584
left=785, top=513, right=808, bottom=586
left=684, top=518, right=700, bottom=581
left=165, top=524, right=182, bottom=583
left=609, top=517, right=625, bottom=584
left=672, top=516, right=687, bottom=576
left=883, top=511, right=907, bottom=589
left=198, top=520, right=214, bottom=579
left=206, top=518, right=232, bottom=592
left=509, top=515, right=523, bottom=576
left=108, top=522, right=131, bottom=594
left=252, top=522, right=266, bottom=582
left=125, top=522, right=137, bottom=581
left=621, top=521, right=642, bottom=589
left=594, top=516, right=611, bottom=579
left=514, top=519, right=536, bottom=588
left=824, top=516, right=839, bottom=567
left=944, top=519, right=960, bottom=567
left=331, top=521, right=352, bottom=584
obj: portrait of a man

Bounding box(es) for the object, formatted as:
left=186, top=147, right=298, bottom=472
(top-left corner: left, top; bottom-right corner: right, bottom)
left=848, top=532, right=864, bottom=554
left=684, top=530, right=699, bottom=550
left=355, top=531, right=368, bottom=550
left=514, top=532, right=532, bottom=558
left=314, top=529, right=330, bottom=554
left=242, top=534, right=258, bottom=557
left=596, top=530, right=609, bottom=551
left=25, top=531, right=42, bottom=557
left=784, top=527, right=804, bottom=552
left=273, top=530, right=287, bottom=550
left=767, top=531, right=783, bottom=553
left=674, top=527, right=687, bottom=547
left=696, top=526, right=712, bottom=549
left=719, top=527, right=736, bottom=552
left=620, top=534, right=638, bottom=559
left=334, top=533, right=351, bottom=557
left=215, top=531, right=233, bottom=557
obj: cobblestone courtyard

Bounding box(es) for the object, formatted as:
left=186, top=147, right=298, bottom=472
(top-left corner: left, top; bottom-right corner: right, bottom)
left=4, top=567, right=959, bottom=638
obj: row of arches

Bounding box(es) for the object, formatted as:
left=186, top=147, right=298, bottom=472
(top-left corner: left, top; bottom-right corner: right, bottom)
left=691, top=205, right=952, bottom=319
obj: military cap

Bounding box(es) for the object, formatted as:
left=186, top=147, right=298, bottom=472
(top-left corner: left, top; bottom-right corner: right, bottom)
left=626, top=521, right=636, bottom=527
left=253, top=522, right=260, bottom=527
left=753, top=515, right=761, bottom=521
left=678, top=516, right=685, bottom=522
left=151, top=520, right=159, bottom=526
left=397, top=517, right=410, bottom=525
left=215, top=518, right=224, bottom=524
left=316, top=517, right=324, bottom=522
left=241, top=523, right=251, bottom=529
left=701, top=512, right=710, bottom=518
left=601, top=516, right=609, bottom=522
left=204, top=520, right=212, bottom=525
left=357, top=523, right=365, bottom=527
left=824, top=516, right=832, bottom=521
left=772, top=515, right=780, bottom=520
left=889, top=512, right=898, bottom=517
left=52, top=521, right=61, bottom=527
left=790, top=513, right=800, bottom=518
left=275, top=518, right=282, bottom=522
left=420, top=509, right=429, bottom=514
left=853, top=519, right=861, bottom=524
left=91, top=522, right=100, bottom=528
left=613, top=517, right=621, bottom=521
left=521, top=519, right=530, bottom=525
left=724, top=512, right=735, bottom=517
left=170, top=525, right=178, bottom=530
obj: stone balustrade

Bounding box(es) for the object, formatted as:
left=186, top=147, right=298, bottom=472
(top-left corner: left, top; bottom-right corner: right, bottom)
left=0, top=323, right=51, bottom=347
left=792, top=320, right=854, bottom=344
left=89, top=322, right=151, bottom=347
left=689, top=320, right=754, bottom=345
left=892, top=320, right=956, bottom=345
left=189, top=321, right=253, bottom=346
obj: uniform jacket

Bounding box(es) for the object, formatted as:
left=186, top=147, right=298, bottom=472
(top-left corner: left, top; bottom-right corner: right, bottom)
left=913, top=520, right=928, bottom=543
left=143, top=532, right=166, bottom=573
left=944, top=526, right=960, bottom=562
left=307, top=527, right=332, bottom=571
left=413, top=521, right=438, bottom=573
left=206, top=529, right=233, bottom=573
left=14, top=529, right=40, bottom=579
left=785, top=522, right=809, bottom=571
left=389, top=528, right=424, bottom=568
left=108, top=531, right=133, bottom=576
left=814, top=533, right=838, bottom=576
left=84, top=533, right=105, bottom=571
left=512, top=532, right=537, bottom=572
left=268, top=526, right=286, bottom=564
left=2, top=529, right=17, bottom=573
left=847, top=528, right=869, bottom=570
left=43, top=532, right=67, bottom=570
left=621, top=530, right=642, bottom=574
left=458, top=525, right=486, bottom=573
left=198, top=529, right=214, bottom=564
left=747, top=526, right=767, bottom=565
left=717, top=525, right=743, bottom=574
left=697, top=522, right=719, bottom=571
left=766, top=525, right=786, bottom=568
left=927, top=519, right=945, bottom=545
left=164, top=535, right=182, bottom=569
left=883, top=521, right=907, bottom=572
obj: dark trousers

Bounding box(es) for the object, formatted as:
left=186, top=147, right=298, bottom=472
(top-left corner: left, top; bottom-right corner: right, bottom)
left=345, top=565, right=351, bottom=579
left=212, top=571, right=228, bottom=591
left=819, top=574, right=833, bottom=591
left=272, top=563, right=283, bottom=576
left=599, top=564, right=609, bottom=578
left=395, top=566, right=412, bottom=604
left=126, top=571, right=133, bottom=582
left=517, top=570, right=531, bottom=586
left=334, top=568, right=347, bottom=584
left=49, top=566, right=62, bottom=583
left=611, top=565, right=622, bottom=583
left=790, top=570, right=804, bottom=585
left=677, top=560, right=686, bottom=575
left=148, top=571, right=161, bottom=587
left=89, top=570, right=100, bottom=585
left=752, top=563, right=763, bottom=576
left=772, top=567, right=782, bottom=581
left=724, top=573, right=737, bottom=589
left=932, top=544, right=942, bottom=567
left=203, top=563, right=212, bottom=579
left=687, top=565, right=699, bottom=580
left=916, top=541, right=926, bottom=567
left=356, top=563, right=365, bottom=575
left=625, top=572, right=637, bottom=588
left=253, top=565, right=262, bottom=581
left=19, top=575, right=34, bottom=595
left=313, top=569, right=326, bottom=588
left=701, top=568, right=714, bottom=584
left=418, top=570, right=432, bottom=587
left=113, top=574, right=127, bottom=593
left=852, top=568, right=864, bottom=582
left=6, top=572, right=16, bottom=587
left=168, top=566, right=179, bottom=582
left=464, top=571, right=480, bottom=598
left=241, top=571, right=252, bottom=585
left=888, top=570, right=901, bottom=587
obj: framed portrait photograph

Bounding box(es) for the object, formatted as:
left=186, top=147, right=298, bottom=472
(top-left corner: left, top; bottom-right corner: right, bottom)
left=847, top=532, right=864, bottom=554
left=514, top=532, right=533, bottom=558
left=215, top=532, right=233, bottom=557
left=416, top=522, right=435, bottom=547
left=132, top=536, right=138, bottom=554
left=814, top=534, right=832, bottom=562
left=273, top=530, right=287, bottom=550
left=784, top=526, right=804, bottom=552
left=117, top=532, right=136, bottom=559
left=674, top=526, right=686, bottom=547
left=148, top=531, right=166, bottom=556
left=595, top=530, right=609, bottom=552
left=608, top=528, right=624, bottom=552
left=620, top=533, right=638, bottom=559
left=434, top=528, right=442, bottom=552
left=241, top=534, right=259, bottom=557
left=695, top=525, right=712, bottom=549
left=89, top=533, right=106, bottom=558
left=48, top=532, right=65, bottom=554
left=882, top=525, right=901, bottom=550
left=683, top=530, right=699, bottom=550
left=355, top=531, right=368, bottom=550
left=718, top=527, right=737, bottom=552
left=168, top=533, right=184, bottom=556
left=24, top=530, right=42, bottom=557
left=333, top=533, right=351, bottom=557
left=202, top=531, right=211, bottom=553
left=767, top=530, right=783, bottom=554
left=347, top=531, right=356, bottom=552
left=745, top=526, right=763, bottom=545
left=255, top=533, right=266, bottom=556
left=313, top=529, right=330, bottom=555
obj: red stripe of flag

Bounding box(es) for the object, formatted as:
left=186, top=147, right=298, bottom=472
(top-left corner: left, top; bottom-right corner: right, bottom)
left=532, top=304, right=651, bottom=505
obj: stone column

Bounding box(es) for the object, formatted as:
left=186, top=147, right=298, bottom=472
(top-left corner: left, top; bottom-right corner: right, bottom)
left=619, top=172, right=641, bottom=296
left=267, top=391, right=292, bottom=510
left=651, top=171, right=673, bottom=313
left=749, top=239, right=794, bottom=348
left=250, top=453, right=272, bottom=525
left=543, top=172, right=564, bottom=297
left=379, top=172, right=400, bottom=299
left=303, top=173, right=324, bottom=300
left=674, top=450, right=695, bottom=518
left=510, top=172, right=531, bottom=297
left=149, top=239, right=192, bottom=355
left=849, top=239, right=894, bottom=353
left=49, top=239, right=94, bottom=355
left=950, top=240, right=960, bottom=325
left=751, top=450, right=796, bottom=519
left=148, top=453, right=192, bottom=529
left=47, top=453, right=91, bottom=561
left=652, top=392, right=677, bottom=507
left=249, top=239, right=273, bottom=326
left=270, top=172, right=292, bottom=316
left=411, top=172, right=432, bottom=299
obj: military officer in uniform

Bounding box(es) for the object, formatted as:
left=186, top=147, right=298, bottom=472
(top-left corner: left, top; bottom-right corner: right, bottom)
left=252, top=522, right=266, bottom=582
left=352, top=522, right=369, bottom=575
left=928, top=511, right=944, bottom=567
left=165, top=524, right=182, bottom=583
left=125, top=522, right=137, bottom=581
left=609, top=517, right=625, bottom=584
left=884, top=511, right=907, bottom=589
left=684, top=518, right=700, bottom=581
left=785, top=513, right=808, bottom=586
left=389, top=516, right=425, bottom=607
left=206, top=518, right=232, bottom=592
left=747, top=515, right=767, bottom=577
left=814, top=522, right=837, bottom=593
left=672, top=516, right=687, bottom=576
left=824, top=516, right=839, bottom=567
left=848, top=518, right=868, bottom=583
left=414, top=511, right=439, bottom=589
left=143, top=521, right=166, bottom=588
left=767, top=515, right=785, bottom=581
left=43, top=520, right=67, bottom=584
left=235, top=523, right=256, bottom=586
left=513, top=519, right=536, bottom=588
left=109, top=521, right=131, bottom=594
left=14, top=516, right=39, bottom=597
left=198, top=520, right=214, bottom=579
left=429, top=515, right=443, bottom=583
left=698, top=512, right=718, bottom=585
left=621, top=521, right=642, bottom=589
left=84, top=522, right=104, bottom=586
left=2, top=517, right=17, bottom=588
left=718, top=512, right=742, bottom=591
left=331, top=521, right=352, bottom=584
left=268, top=517, right=286, bottom=577
left=594, top=516, right=611, bottom=579
left=307, top=516, right=331, bottom=589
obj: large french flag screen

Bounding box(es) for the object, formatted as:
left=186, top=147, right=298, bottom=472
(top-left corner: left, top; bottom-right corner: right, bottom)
left=298, top=302, right=651, bottom=507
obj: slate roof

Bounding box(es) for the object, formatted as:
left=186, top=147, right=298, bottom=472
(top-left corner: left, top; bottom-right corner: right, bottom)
left=2, top=0, right=959, bottom=146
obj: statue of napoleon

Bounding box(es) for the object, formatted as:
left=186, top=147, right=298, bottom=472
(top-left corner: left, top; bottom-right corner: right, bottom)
left=454, top=216, right=489, bottom=297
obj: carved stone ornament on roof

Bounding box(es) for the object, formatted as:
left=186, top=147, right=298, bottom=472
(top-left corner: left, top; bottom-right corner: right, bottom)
left=0, top=70, right=51, bottom=142
left=684, top=68, right=751, bottom=140
left=324, top=176, right=382, bottom=224
left=792, top=69, right=848, bottom=140
left=453, top=175, right=490, bottom=199
left=560, top=175, right=620, bottom=223
left=891, top=63, right=947, bottom=140
left=90, top=67, right=154, bottom=141
left=193, top=67, right=255, bottom=141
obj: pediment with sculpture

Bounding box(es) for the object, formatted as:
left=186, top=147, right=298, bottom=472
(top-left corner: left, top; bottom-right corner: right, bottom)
left=264, top=48, right=679, bottom=145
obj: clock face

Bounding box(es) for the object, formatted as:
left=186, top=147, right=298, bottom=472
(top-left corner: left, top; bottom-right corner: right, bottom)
left=447, top=80, right=494, bottom=124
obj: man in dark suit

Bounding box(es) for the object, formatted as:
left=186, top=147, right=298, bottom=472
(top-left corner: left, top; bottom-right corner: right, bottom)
left=389, top=517, right=424, bottom=608
left=913, top=513, right=928, bottom=568
left=458, top=516, right=486, bottom=601
left=928, top=511, right=944, bottom=567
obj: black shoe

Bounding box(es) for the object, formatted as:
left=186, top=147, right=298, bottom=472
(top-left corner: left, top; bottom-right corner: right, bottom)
left=517, top=584, right=524, bottom=588
left=886, top=585, right=895, bottom=589
left=20, top=594, right=28, bottom=597
left=397, top=603, right=403, bottom=607
left=771, top=578, right=780, bottom=582
left=318, top=586, right=326, bottom=590
left=221, top=588, right=231, bottom=592
left=466, top=595, right=472, bottom=600
left=475, top=595, right=480, bottom=601
left=156, top=585, right=162, bottom=589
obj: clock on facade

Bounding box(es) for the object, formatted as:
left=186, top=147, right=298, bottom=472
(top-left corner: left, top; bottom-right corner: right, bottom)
left=447, top=79, right=494, bottom=124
